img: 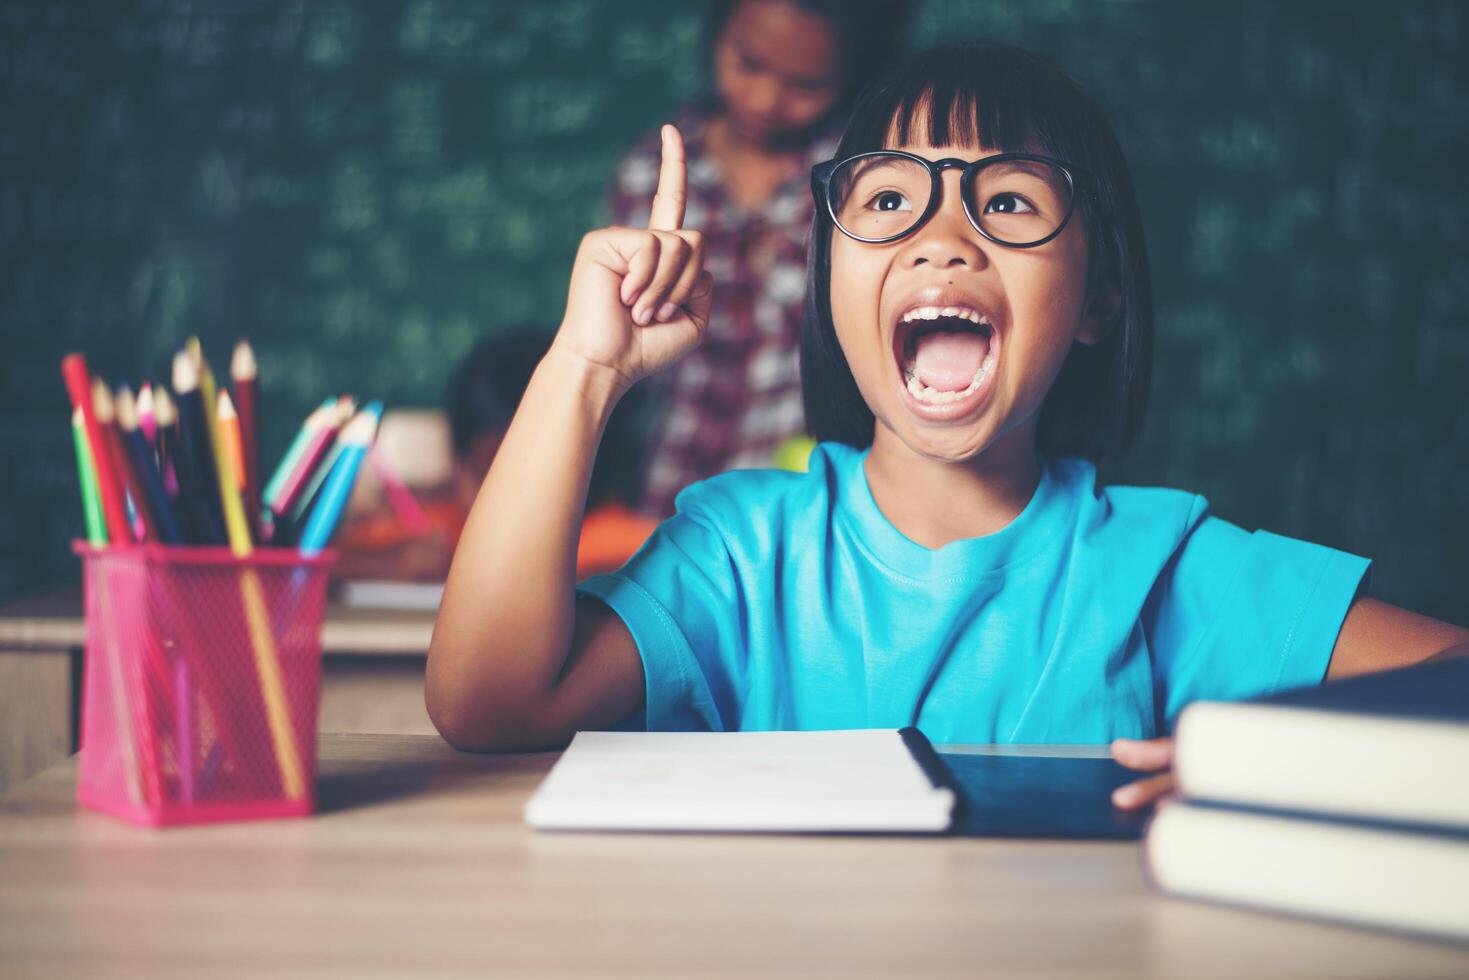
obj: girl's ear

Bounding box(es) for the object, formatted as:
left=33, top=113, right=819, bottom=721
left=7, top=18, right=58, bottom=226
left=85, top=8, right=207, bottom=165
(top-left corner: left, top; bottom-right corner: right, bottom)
left=1076, top=284, right=1121, bottom=346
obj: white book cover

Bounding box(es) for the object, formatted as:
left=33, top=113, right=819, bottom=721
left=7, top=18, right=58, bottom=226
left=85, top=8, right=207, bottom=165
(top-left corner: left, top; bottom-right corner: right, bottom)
left=339, top=579, right=445, bottom=611
left=524, top=729, right=956, bottom=833
left=1146, top=801, right=1469, bottom=942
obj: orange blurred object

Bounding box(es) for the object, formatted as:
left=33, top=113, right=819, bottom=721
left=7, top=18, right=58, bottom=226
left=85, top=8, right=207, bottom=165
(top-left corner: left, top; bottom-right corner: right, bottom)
left=336, top=499, right=655, bottom=582
left=575, top=504, right=658, bottom=579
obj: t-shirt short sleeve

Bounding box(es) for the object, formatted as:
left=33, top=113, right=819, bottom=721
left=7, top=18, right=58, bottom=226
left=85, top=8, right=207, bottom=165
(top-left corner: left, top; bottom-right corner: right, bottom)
left=1143, top=498, right=1371, bottom=730
left=576, top=499, right=740, bottom=732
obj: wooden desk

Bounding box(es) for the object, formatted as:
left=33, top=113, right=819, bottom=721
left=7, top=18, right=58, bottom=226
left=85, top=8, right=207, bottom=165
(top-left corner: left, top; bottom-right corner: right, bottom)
left=0, top=735, right=1464, bottom=979
left=0, top=588, right=436, bottom=654
left=0, top=590, right=438, bottom=790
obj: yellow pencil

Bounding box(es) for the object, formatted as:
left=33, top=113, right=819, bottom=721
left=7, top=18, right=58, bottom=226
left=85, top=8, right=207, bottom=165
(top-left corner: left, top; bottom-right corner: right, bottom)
left=188, top=337, right=224, bottom=474
left=180, top=353, right=306, bottom=800
left=200, top=371, right=253, bottom=556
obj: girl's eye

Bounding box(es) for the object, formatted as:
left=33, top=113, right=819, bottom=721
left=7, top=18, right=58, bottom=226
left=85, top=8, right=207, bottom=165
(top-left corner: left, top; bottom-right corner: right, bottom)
left=984, top=192, right=1036, bottom=215
left=866, top=190, right=913, bottom=213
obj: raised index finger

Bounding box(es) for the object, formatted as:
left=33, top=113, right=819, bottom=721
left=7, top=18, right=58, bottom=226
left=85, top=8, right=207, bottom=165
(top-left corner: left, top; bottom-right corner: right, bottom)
left=647, top=124, right=686, bottom=230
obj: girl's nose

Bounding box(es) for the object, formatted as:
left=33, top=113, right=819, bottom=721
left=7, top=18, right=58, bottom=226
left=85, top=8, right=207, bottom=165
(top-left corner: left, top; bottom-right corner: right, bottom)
left=903, top=212, right=989, bottom=270
left=744, top=78, right=780, bottom=117
left=901, top=175, right=988, bottom=270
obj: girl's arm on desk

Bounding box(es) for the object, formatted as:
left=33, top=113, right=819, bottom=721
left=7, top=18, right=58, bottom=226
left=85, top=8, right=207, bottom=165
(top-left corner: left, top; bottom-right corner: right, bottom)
left=427, top=126, right=710, bottom=752
left=1112, top=598, right=1469, bottom=808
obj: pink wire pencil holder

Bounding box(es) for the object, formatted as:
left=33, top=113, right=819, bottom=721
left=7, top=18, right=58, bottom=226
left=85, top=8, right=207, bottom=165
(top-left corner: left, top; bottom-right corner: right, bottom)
left=73, top=542, right=336, bottom=826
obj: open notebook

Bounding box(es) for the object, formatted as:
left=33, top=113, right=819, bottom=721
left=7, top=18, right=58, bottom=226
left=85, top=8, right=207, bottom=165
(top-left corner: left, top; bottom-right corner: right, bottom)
left=524, top=729, right=957, bottom=833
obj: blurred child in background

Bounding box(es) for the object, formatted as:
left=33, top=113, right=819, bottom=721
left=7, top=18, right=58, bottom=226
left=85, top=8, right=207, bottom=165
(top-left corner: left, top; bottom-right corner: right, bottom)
left=335, top=330, right=656, bottom=581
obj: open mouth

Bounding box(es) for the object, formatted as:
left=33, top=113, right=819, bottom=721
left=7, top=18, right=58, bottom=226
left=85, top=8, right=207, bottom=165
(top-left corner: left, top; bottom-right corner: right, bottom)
left=893, top=305, right=999, bottom=408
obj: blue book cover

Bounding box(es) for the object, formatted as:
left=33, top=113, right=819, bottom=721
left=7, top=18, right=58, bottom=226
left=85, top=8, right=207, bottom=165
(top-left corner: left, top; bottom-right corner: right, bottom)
left=1256, top=656, right=1469, bottom=721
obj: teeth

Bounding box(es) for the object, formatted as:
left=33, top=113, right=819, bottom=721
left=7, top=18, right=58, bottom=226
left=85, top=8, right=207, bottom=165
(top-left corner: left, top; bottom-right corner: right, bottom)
left=902, top=345, right=998, bottom=405
left=900, top=305, right=990, bottom=325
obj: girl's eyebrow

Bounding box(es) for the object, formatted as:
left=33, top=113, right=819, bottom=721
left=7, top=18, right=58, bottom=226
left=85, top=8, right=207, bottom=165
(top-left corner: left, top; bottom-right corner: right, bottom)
left=843, top=157, right=914, bottom=182
left=980, top=159, right=1056, bottom=181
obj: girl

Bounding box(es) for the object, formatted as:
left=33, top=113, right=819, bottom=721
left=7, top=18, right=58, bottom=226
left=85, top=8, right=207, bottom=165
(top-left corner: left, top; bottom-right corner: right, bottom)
left=427, top=42, right=1469, bottom=809
left=609, top=0, right=915, bottom=517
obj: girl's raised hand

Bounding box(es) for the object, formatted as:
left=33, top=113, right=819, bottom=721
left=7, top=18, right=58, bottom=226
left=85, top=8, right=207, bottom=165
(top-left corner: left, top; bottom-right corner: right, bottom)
left=553, top=124, right=713, bottom=393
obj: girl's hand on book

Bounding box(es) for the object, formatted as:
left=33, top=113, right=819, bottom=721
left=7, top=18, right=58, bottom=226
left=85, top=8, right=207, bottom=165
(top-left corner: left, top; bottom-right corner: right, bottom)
left=1110, top=736, right=1175, bottom=809
left=554, top=124, right=713, bottom=394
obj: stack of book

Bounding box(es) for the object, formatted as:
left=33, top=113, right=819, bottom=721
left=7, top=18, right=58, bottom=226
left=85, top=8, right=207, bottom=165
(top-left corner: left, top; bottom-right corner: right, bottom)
left=1145, top=658, right=1469, bottom=941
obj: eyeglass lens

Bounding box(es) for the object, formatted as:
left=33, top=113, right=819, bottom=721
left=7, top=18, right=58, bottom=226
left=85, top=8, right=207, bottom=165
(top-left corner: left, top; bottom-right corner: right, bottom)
left=828, top=154, right=1073, bottom=246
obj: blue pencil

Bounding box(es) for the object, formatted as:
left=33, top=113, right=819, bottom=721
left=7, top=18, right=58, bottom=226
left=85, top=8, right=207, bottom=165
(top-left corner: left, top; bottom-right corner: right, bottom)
left=297, top=402, right=382, bottom=555
left=115, top=386, right=184, bottom=544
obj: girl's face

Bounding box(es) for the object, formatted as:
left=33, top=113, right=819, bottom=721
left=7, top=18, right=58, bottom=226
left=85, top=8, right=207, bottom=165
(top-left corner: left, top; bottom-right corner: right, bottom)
left=713, top=0, right=842, bottom=148
left=829, top=137, right=1106, bottom=466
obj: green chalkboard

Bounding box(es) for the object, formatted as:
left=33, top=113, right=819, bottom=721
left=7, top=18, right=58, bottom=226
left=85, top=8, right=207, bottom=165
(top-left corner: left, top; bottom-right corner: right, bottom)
left=2, top=0, right=1466, bottom=624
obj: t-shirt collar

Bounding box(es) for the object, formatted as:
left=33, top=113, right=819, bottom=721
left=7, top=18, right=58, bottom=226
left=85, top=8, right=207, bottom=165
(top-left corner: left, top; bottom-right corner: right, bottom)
left=836, top=444, right=1075, bottom=581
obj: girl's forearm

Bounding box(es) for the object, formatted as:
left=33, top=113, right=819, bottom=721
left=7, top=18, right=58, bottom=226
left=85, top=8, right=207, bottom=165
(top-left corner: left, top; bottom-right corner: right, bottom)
left=427, top=344, right=625, bottom=745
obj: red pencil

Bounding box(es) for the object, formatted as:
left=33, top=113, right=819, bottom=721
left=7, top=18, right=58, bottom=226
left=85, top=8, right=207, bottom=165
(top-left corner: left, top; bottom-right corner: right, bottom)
left=231, top=341, right=262, bottom=544
left=61, top=354, right=133, bottom=544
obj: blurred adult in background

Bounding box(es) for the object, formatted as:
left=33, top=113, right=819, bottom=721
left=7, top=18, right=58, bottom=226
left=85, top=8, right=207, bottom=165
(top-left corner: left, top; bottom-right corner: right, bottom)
left=608, top=0, right=917, bottom=516
left=335, top=330, right=655, bottom=581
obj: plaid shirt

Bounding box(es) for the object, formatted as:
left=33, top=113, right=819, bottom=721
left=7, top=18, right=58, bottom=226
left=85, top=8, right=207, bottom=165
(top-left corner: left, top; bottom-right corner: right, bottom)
left=607, top=106, right=840, bottom=517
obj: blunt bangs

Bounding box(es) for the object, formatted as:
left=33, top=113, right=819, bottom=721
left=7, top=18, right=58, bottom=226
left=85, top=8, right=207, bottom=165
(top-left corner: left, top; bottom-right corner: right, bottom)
left=801, top=40, right=1154, bottom=462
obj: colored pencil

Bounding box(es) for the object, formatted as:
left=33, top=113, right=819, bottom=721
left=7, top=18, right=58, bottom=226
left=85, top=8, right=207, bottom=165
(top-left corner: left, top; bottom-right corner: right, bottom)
left=153, top=387, right=180, bottom=498
left=289, top=440, right=345, bottom=524
left=263, top=397, right=336, bottom=509
left=96, top=384, right=172, bottom=803
left=116, top=387, right=184, bottom=544
left=237, top=569, right=305, bottom=798
left=370, top=445, right=432, bottom=535
left=218, top=391, right=247, bottom=492
left=270, top=399, right=353, bottom=521
left=231, top=341, right=263, bottom=544
left=94, top=382, right=159, bottom=543
left=187, top=337, right=221, bottom=446
left=172, top=351, right=227, bottom=545
left=214, top=406, right=307, bottom=800
left=207, top=368, right=307, bottom=799
left=173, top=351, right=299, bottom=797
left=71, top=407, right=107, bottom=546
left=212, top=389, right=254, bottom=554
left=299, top=403, right=382, bottom=555
left=189, top=339, right=230, bottom=522
left=60, top=354, right=132, bottom=544
left=141, top=378, right=194, bottom=799
left=136, top=383, right=157, bottom=446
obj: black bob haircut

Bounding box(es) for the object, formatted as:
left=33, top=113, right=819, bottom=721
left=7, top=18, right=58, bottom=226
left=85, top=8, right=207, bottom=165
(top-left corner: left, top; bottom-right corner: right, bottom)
left=800, top=40, right=1154, bottom=462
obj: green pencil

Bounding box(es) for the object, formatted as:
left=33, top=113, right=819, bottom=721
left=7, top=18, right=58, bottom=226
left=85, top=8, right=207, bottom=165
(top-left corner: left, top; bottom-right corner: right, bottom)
left=71, top=406, right=107, bottom=545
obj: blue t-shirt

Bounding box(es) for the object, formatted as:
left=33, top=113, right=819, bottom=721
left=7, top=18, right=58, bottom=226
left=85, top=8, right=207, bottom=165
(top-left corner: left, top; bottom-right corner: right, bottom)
left=578, top=443, right=1370, bottom=743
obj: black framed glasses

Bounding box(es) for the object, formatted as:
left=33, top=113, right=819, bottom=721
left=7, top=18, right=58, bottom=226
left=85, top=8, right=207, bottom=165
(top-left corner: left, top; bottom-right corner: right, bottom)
left=811, top=150, right=1081, bottom=248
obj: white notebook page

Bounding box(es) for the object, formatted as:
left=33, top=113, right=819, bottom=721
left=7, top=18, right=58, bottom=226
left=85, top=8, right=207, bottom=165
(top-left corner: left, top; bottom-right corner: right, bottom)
left=524, top=729, right=955, bottom=833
